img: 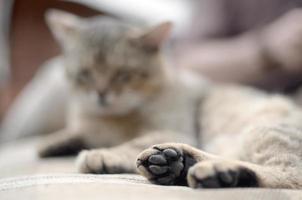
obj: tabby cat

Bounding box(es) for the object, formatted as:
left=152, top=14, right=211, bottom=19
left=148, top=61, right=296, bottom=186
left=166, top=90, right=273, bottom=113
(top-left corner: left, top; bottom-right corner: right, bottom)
left=39, top=10, right=302, bottom=189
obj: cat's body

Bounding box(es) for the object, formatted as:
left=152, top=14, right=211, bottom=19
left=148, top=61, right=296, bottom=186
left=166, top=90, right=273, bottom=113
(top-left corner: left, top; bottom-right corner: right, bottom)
left=39, top=10, right=302, bottom=189
left=39, top=59, right=205, bottom=149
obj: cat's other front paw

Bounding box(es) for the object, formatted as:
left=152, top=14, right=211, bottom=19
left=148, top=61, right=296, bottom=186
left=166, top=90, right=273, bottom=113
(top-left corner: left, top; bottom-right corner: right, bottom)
left=76, top=149, right=133, bottom=174
left=136, top=143, right=197, bottom=185
left=187, top=160, right=259, bottom=188
left=76, top=150, right=103, bottom=173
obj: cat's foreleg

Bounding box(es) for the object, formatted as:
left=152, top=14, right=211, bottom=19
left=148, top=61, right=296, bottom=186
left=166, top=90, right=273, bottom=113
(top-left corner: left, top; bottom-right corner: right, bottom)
left=138, top=125, right=302, bottom=189
left=137, top=142, right=302, bottom=189
left=137, top=143, right=217, bottom=185
left=186, top=158, right=302, bottom=189
left=38, top=129, right=87, bottom=157
left=76, top=131, right=180, bottom=174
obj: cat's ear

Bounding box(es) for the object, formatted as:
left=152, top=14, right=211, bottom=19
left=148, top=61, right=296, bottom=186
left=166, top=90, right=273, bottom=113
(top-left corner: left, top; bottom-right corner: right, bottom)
left=132, top=21, right=172, bottom=51
left=45, top=9, right=81, bottom=45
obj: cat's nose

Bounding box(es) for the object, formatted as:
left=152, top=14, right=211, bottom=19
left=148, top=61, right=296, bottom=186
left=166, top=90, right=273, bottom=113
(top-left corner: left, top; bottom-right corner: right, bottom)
left=98, top=92, right=107, bottom=106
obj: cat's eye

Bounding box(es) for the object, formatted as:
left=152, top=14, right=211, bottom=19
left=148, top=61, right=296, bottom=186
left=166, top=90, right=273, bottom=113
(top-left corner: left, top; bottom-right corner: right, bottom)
left=77, top=69, right=92, bottom=84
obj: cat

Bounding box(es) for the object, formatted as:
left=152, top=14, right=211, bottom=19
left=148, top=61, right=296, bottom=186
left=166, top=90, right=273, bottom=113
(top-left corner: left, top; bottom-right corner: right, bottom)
left=39, top=10, right=302, bottom=189
left=38, top=10, right=206, bottom=171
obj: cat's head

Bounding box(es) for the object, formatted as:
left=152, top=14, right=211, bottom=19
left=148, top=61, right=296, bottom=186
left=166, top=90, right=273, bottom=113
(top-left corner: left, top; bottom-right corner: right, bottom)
left=46, top=10, right=172, bottom=115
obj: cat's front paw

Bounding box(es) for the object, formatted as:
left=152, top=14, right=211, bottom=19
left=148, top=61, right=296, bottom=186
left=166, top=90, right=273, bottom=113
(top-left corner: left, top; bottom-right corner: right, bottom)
left=136, top=143, right=197, bottom=185
left=187, top=160, right=259, bottom=188
left=76, top=150, right=103, bottom=173
left=76, top=149, right=133, bottom=174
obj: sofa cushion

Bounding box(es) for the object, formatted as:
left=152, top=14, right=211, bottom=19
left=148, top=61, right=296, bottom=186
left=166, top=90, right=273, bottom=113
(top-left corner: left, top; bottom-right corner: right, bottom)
left=0, top=174, right=301, bottom=200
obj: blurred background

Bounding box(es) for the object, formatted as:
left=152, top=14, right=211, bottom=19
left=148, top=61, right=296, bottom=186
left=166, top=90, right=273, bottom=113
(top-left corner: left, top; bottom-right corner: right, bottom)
left=1, top=0, right=302, bottom=141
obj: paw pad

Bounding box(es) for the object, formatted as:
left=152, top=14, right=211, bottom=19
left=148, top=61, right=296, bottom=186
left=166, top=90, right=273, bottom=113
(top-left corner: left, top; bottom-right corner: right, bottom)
left=188, top=161, right=259, bottom=188
left=137, top=147, right=187, bottom=185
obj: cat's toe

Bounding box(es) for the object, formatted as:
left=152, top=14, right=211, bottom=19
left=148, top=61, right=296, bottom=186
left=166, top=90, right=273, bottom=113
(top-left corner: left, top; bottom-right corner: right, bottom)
left=76, top=150, right=104, bottom=174
left=137, top=144, right=196, bottom=185
left=187, top=160, right=259, bottom=188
